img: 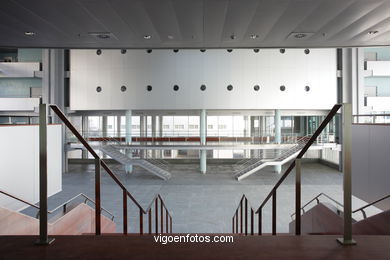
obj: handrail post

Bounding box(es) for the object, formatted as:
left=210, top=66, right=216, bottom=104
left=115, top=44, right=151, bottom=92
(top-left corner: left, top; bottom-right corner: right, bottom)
left=250, top=208, right=254, bottom=235
left=36, top=101, right=54, bottom=245
left=148, top=208, right=152, bottom=234
left=272, top=191, right=276, bottom=235
left=240, top=200, right=243, bottom=234
left=244, top=198, right=248, bottom=235
left=95, top=158, right=101, bottom=235
left=170, top=216, right=172, bottom=233
left=160, top=198, right=164, bottom=234
left=295, top=159, right=301, bottom=235
left=123, top=190, right=127, bottom=234
left=155, top=198, right=158, bottom=234
left=166, top=209, right=168, bottom=233
left=140, top=208, right=143, bottom=235
left=258, top=208, right=262, bottom=235
left=337, top=103, right=356, bottom=245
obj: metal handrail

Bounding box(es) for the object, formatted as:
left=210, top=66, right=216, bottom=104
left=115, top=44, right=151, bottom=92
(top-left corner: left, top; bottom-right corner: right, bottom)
left=0, top=189, right=40, bottom=210
left=290, top=193, right=390, bottom=220
left=352, top=194, right=390, bottom=219
left=256, top=104, right=342, bottom=212
left=50, top=105, right=173, bottom=234
left=232, top=195, right=257, bottom=235
left=0, top=190, right=114, bottom=221
left=290, top=193, right=343, bottom=219
left=353, top=114, right=390, bottom=117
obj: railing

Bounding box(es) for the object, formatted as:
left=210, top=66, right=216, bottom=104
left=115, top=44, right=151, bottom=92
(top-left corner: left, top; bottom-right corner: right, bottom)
left=50, top=105, right=173, bottom=235
left=290, top=193, right=390, bottom=220
left=232, top=195, right=257, bottom=235
left=353, top=113, right=390, bottom=124
left=353, top=194, right=390, bottom=219
left=0, top=190, right=114, bottom=221
left=231, top=104, right=342, bottom=235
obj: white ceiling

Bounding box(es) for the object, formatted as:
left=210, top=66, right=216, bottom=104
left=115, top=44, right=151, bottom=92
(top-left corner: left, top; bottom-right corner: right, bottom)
left=1, top=0, right=390, bottom=48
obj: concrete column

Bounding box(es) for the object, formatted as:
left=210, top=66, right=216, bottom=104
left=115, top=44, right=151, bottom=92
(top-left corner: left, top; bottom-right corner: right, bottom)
left=81, top=116, right=89, bottom=159
left=102, top=116, right=107, bottom=138
left=152, top=116, right=157, bottom=157
left=159, top=115, right=163, bottom=158
left=140, top=115, right=145, bottom=158
left=274, top=109, right=282, bottom=173
left=42, top=49, right=67, bottom=172
left=200, top=109, right=207, bottom=174
left=125, top=110, right=133, bottom=173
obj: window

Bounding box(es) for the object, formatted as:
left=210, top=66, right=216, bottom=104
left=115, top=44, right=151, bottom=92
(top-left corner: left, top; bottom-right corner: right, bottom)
left=189, top=124, right=199, bottom=129
left=175, top=125, right=185, bottom=129
left=218, top=124, right=227, bottom=129
left=163, top=125, right=170, bottom=129
left=207, top=125, right=213, bottom=129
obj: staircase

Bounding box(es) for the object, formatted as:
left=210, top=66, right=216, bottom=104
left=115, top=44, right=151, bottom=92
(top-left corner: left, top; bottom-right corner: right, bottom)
left=100, top=145, right=172, bottom=180
left=234, top=136, right=310, bottom=181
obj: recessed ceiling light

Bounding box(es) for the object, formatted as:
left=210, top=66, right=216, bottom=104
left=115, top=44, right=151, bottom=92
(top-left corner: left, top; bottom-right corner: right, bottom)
left=144, top=35, right=151, bottom=39
left=24, top=31, right=35, bottom=36
left=88, top=32, right=116, bottom=40
left=230, top=34, right=236, bottom=40
left=250, top=34, right=259, bottom=39
left=167, top=35, right=174, bottom=40
left=368, top=30, right=379, bottom=35
left=294, top=33, right=307, bottom=39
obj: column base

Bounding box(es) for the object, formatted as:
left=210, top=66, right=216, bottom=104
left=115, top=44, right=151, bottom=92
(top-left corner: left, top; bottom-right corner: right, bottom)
left=35, top=237, right=55, bottom=246
left=336, top=238, right=357, bottom=246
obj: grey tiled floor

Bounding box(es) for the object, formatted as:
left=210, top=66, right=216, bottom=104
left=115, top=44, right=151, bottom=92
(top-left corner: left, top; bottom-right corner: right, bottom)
left=37, top=162, right=374, bottom=234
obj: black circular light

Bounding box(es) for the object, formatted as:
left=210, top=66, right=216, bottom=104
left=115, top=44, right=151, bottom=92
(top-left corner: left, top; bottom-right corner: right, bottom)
left=147, top=49, right=152, bottom=53
left=304, top=49, right=310, bottom=54
left=96, top=49, right=102, bottom=55
left=305, top=86, right=310, bottom=92
left=121, top=49, right=127, bottom=54
left=96, top=86, right=102, bottom=92
left=200, top=84, right=206, bottom=91
left=280, top=85, right=286, bottom=91
left=227, top=49, right=233, bottom=53
left=200, top=49, right=206, bottom=53
left=121, top=85, right=127, bottom=92
left=254, top=49, right=259, bottom=53
left=173, top=49, right=179, bottom=53
left=227, top=85, right=233, bottom=91
left=147, top=85, right=152, bottom=91
left=173, top=85, right=179, bottom=91
left=254, top=85, right=260, bottom=91
left=280, top=49, right=285, bottom=54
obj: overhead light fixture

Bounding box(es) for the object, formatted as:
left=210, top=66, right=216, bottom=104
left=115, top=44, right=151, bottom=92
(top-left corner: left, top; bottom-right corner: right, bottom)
left=287, top=32, right=314, bottom=40
left=24, top=31, right=35, bottom=36
left=167, top=35, right=174, bottom=40
left=144, top=35, right=151, bottom=39
left=230, top=34, right=236, bottom=40
left=88, top=32, right=116, bottom=40
left=250, top=34, right=259, bottom=39
left=368, top=30, right=379, bottom=35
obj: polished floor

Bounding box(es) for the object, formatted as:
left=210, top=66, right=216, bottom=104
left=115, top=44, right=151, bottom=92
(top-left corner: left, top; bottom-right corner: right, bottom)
left=1, top=235, right=389, bottom=260
left=23, top=161, right=380, bottom=234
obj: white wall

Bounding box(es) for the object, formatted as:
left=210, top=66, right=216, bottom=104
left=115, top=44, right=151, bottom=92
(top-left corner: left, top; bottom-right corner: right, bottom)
left=352, top=125, right=390, bottom=210
left=0, top=125, right=62, bottom=211
left=70, top=49, right=337, bottom=110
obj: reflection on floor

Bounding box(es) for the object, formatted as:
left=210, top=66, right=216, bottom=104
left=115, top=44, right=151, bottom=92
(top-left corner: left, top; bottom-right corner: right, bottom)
left=25, top=162, right=380, bottom=233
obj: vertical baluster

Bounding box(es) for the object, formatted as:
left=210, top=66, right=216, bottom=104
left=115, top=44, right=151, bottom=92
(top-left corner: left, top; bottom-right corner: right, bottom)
left=170, top=216, right=172, bottom=233
left=123, top=190, right=127, bottom=234
left=245, top=198, right=248, bottom=235
left=258, top=208, right=262, bottom=235
left=148, top=208, right=152, bottom=234
left=272, top=191, right=277, bottom=235
left=139, top=208, right=143, bottom=235
left=235, top=211, right=238, bottom=234
left=166, top=209, right=168, bottom=233
left=232, top=217, right=234, bottom=233
left=295, top=159, right=301, bottom=235
left=95, top=159, right=101, bottom=235
left=160, top=199, right=164, bottom=234
left=250, top=208, right=254, bottom=235
left=240, top=200, right=243, bottom=234
left=155, top=198, right=158, bottom=234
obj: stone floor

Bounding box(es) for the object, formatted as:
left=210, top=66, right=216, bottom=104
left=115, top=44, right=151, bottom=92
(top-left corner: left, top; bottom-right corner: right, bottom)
left=28, top=161, right=379, bottom=234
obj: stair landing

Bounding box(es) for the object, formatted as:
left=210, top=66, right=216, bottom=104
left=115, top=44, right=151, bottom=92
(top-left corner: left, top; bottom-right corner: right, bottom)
left=0, top=235, right=389, bottom=260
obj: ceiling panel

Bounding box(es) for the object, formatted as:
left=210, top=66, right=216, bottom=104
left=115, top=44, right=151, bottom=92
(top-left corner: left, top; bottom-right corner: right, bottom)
left=0, top=0, right=390, bottom=48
